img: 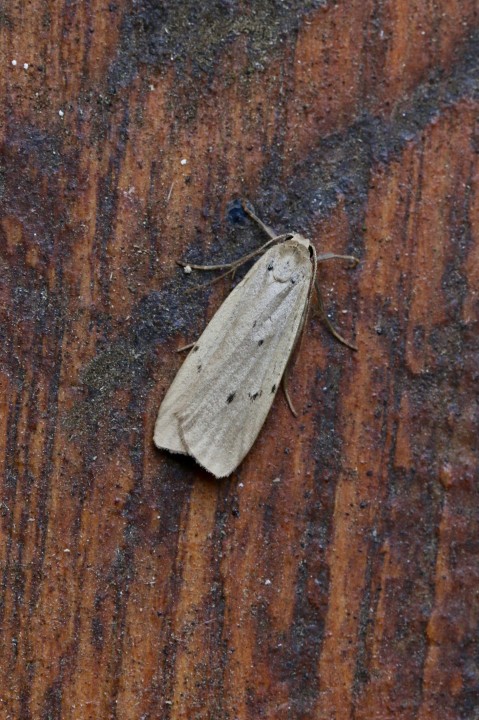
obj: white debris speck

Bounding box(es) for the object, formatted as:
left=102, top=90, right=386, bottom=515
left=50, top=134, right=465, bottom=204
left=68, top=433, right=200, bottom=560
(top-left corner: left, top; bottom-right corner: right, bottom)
left=183, top=265, right=192, bottom=275
left=180, top=158, right=187, bottom=165
left=64, top=548, right=71, bottom=553
left=58, top=109, right=64, bottom=117
left=272, top=477, right=281, bottom=483
left=23, top=63, right=29, bottom=70
left=265, top=579, right=272, bottom=586
left=11, top=59, right=17, bottom=66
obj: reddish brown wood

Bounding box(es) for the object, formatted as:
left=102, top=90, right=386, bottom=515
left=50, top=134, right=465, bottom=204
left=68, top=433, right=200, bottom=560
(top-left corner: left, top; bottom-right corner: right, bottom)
left=1, top=2, right=478, bottom=718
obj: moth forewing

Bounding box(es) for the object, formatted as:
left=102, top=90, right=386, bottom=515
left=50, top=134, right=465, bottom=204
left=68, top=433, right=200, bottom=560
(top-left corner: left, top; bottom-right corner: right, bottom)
left=153, top=235, right=315, bottom=478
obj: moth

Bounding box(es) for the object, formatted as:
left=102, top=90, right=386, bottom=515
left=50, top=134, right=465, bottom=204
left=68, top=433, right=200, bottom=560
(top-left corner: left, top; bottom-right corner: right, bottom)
left=154, top=203, right=358, bottom=478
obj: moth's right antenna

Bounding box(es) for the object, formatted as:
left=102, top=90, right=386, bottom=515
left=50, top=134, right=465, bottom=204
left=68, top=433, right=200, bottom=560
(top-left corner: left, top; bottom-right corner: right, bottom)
left=241, top=201, right=277, bottom=240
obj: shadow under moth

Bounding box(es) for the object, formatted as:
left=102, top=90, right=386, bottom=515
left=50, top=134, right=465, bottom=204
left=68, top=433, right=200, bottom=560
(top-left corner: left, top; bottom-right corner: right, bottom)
left=154, top=202, right=358, bottom=478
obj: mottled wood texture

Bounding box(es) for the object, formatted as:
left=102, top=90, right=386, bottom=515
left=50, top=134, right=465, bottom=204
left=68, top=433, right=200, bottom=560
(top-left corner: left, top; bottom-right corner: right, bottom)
left=1, top=1, right=478, bottom=718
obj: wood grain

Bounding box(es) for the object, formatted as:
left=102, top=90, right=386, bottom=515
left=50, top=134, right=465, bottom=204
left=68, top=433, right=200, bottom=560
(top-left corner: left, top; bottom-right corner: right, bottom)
left=1, top=2, right=478, bottom=718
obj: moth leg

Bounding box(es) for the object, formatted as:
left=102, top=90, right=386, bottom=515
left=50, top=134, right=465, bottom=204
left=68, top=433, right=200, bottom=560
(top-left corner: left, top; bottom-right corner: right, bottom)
left=177, top=341, right=197, bottom=353
left=317, top=252, right=359, bottom=266
left=282, top=372, right=298, bottom=418
left=279, top=272, right=315, bottom=418
left=315, top=280, right=358, bottom=351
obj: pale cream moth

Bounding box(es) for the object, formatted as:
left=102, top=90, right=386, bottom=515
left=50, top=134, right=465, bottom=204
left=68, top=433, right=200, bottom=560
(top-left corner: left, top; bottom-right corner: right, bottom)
left=154, top=203, right=358, bottom=478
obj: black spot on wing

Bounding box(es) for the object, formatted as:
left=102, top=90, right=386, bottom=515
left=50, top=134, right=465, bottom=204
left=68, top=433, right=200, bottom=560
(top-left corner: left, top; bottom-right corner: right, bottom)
left=226, top=392, right=236, bottom=404
left=271, top=384, right=276, bottom=393
left=267, top=262, right=274, bottom=271
left=258, top=339, right=264, bottom=346
left=197, top=364, right=202, bottom=373
left=193, top=346, right=199, bottom=352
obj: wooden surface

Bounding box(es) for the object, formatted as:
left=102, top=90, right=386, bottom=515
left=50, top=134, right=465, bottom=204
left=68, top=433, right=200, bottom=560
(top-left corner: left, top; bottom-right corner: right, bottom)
left=1, top=2, right=478, bottom=718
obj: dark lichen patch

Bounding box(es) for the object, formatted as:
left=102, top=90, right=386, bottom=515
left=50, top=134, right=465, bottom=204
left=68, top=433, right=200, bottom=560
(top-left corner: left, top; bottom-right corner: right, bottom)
left=108, top=0, right=325, bottom=93
left=0, top=8, right=13, bottom=29
left=65, top=276, right=205, bottom=446
left=256, top=32, right=479, bottom=246
left=91, top=615, right=104, bottom=651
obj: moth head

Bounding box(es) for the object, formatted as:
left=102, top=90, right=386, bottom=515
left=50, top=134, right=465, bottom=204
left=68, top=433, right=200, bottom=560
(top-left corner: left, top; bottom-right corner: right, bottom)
left=290, top=233, right=311, bottom=250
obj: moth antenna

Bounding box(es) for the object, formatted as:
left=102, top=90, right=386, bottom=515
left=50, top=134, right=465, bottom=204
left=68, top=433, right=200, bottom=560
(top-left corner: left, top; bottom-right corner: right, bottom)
left=179, top=235, right=292, bottom=293
left=315, top=280, right=358, bottom=351
left=183, top=267, right=238, bottom=293
left=241, top=200, right=278, bottom=240
left=177, top=259, right=237, bottom=271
